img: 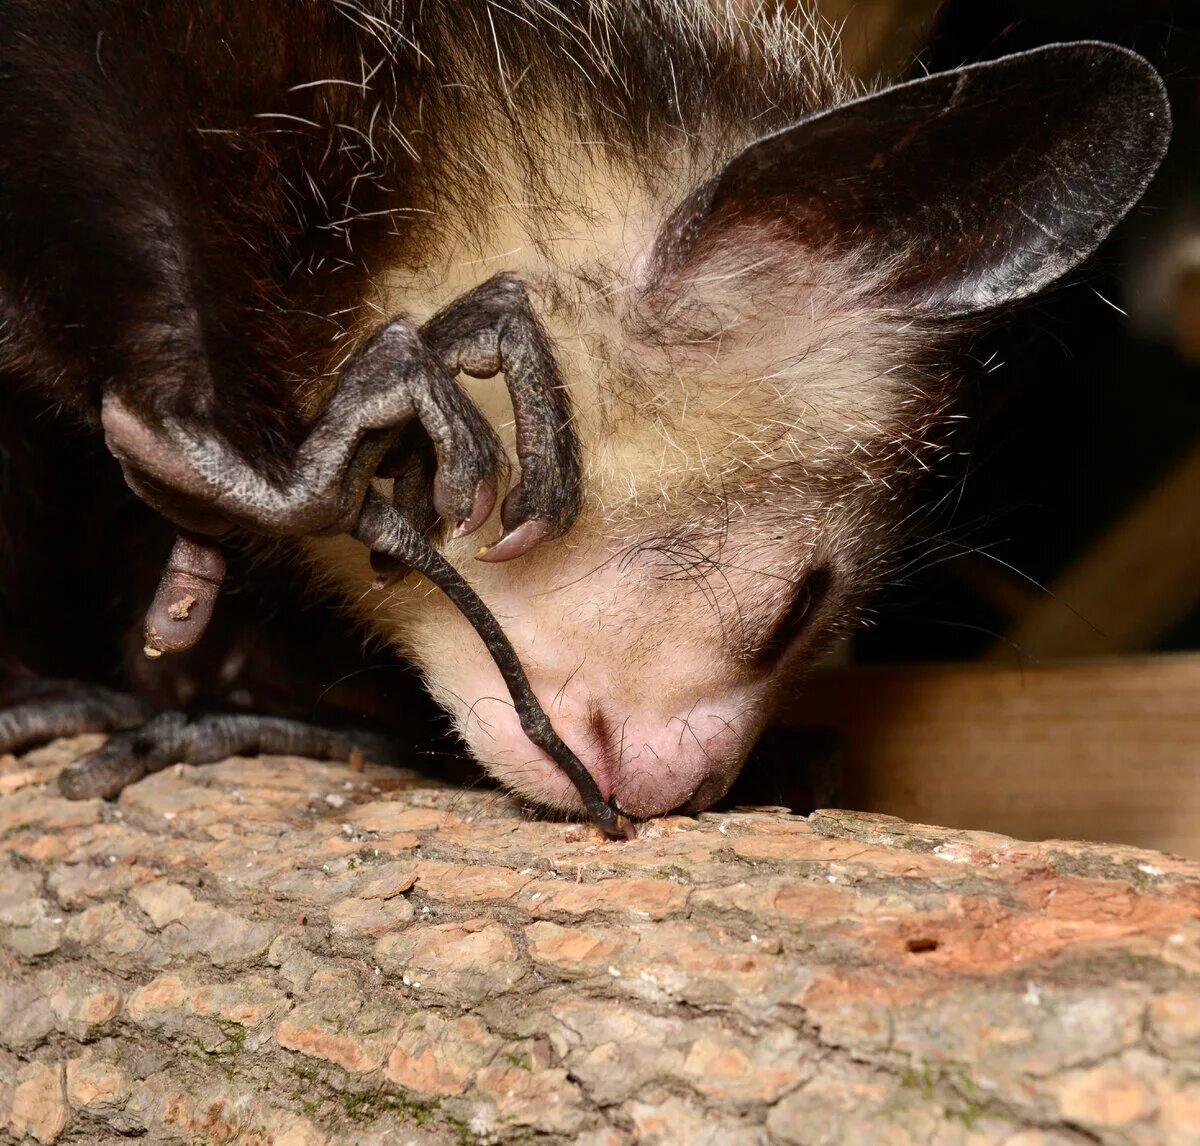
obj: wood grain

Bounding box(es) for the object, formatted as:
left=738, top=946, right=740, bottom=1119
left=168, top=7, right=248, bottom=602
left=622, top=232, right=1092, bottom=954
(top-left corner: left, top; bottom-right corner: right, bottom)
left=989, top=443, right=1200, bottom=660
left=779, top=653, right=1200, bottom=858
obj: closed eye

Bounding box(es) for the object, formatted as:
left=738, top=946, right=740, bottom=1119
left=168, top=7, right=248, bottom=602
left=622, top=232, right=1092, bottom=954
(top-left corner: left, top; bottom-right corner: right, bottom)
left=749, top=566, right=830, bottom=668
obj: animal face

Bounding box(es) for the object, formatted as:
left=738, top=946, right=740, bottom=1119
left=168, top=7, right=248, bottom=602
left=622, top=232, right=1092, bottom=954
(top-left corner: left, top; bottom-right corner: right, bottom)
left=307, top=33, right=1168, bottom=820
left=308, top=194, right=952, bottom=817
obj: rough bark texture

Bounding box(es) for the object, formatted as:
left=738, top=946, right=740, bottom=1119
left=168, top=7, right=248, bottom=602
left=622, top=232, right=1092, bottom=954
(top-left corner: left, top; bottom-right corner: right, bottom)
left=2, top=738, right=1199, bottom=1146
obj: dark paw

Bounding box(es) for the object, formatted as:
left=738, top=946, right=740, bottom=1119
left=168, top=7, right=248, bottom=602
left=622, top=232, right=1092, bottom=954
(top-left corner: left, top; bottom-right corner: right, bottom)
left=423, top=273, right=582, bottom=563
left=0, top=679, right=152, bottom=757
left=58, top=710, right=404, bottom=800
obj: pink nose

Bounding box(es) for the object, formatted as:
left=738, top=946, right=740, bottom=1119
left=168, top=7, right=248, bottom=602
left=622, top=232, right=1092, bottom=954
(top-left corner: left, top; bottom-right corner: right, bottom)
left=568, top=708, right=717, bottom=816
left=465, top=688, right=756, bottom=819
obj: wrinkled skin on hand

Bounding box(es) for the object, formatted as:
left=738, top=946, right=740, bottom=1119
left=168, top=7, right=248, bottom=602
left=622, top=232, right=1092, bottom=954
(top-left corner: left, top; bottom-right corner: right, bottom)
left=73, top=277, right=627, bottom=833
left=128, top=274, right=580, bottom=653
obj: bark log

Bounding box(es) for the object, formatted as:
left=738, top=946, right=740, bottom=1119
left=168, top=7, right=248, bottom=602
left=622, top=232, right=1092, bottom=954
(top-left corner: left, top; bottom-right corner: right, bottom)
left=2, top=738, right=1199, bottom=1145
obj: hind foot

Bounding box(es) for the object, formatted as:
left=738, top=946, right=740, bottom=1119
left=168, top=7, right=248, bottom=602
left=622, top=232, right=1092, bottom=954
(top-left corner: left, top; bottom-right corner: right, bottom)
left=58, top=710, right=404, bottom=799
left=0, top=679, right=153, bottom=757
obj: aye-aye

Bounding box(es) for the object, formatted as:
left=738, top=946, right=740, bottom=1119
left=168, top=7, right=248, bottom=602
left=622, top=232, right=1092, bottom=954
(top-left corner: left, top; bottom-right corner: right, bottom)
left=0, top=2, right=1170, bottom=824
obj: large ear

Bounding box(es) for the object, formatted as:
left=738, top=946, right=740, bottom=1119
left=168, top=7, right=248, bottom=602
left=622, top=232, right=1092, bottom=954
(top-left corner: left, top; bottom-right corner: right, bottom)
left=654, top=42, right=1171, bottom=318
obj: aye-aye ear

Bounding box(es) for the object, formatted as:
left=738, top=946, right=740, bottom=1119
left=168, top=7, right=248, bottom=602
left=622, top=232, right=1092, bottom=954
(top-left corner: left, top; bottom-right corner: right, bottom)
left=656, top=42, right=1171, bottom=318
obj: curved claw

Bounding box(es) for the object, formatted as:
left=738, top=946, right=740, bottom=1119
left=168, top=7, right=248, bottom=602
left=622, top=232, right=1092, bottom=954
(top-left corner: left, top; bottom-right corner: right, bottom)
left=474, top=517, right=557, bottom=563
left=421, top=274, right=582, bottom=562
left=443, top=478, right=497, bottom=539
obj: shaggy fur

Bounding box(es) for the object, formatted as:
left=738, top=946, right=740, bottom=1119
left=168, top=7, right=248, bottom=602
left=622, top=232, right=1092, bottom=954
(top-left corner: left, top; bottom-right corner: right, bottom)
left=0, top=4, right=1165, bottom=816
left=280, top=5, right=962, bottom=813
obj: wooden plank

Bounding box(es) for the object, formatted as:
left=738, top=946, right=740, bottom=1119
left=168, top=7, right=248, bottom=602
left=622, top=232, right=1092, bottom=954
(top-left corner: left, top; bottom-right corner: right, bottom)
left=777, top=653, right=1200, bottom=858
left=989, top=442, right=1200, bottom=660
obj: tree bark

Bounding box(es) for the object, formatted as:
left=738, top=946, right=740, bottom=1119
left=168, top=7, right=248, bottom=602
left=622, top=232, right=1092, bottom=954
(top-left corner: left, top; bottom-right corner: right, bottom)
left=2, top=737, right=1198, bottom=1145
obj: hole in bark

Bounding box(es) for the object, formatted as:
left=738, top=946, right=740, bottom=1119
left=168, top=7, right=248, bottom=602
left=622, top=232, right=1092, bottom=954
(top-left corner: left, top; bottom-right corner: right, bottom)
left=906, top=936, right=939, bottom=954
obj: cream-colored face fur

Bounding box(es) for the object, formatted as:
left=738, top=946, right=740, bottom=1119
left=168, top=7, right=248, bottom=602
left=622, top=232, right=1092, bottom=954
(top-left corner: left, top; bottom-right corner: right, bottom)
left=305, top=157, right=940, bottom=819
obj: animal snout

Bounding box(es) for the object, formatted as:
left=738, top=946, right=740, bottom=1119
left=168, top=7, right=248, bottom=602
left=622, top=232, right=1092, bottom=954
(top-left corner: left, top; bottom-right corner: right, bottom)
left=461, top=680, right=761, bottom=820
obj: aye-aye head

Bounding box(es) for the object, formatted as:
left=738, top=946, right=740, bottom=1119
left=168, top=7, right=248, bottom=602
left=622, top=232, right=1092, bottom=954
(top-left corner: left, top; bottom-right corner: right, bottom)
left=310, top=41, right=1169, bottom=820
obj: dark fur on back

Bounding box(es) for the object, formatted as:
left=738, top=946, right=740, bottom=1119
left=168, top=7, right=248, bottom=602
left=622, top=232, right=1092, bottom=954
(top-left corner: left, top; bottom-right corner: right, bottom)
left=0, top=2, right=844, bottom=465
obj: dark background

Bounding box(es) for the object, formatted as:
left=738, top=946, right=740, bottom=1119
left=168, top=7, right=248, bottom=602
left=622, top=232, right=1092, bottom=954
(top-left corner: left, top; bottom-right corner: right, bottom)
left=854, top=0, right=1200, bottom=666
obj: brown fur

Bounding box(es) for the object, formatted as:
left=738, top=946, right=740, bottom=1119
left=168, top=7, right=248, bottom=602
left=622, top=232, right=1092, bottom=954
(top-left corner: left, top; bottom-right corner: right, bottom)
left=299, top=30, right=959, bottom=814
left=4, top=3, right=1159, bottom=817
